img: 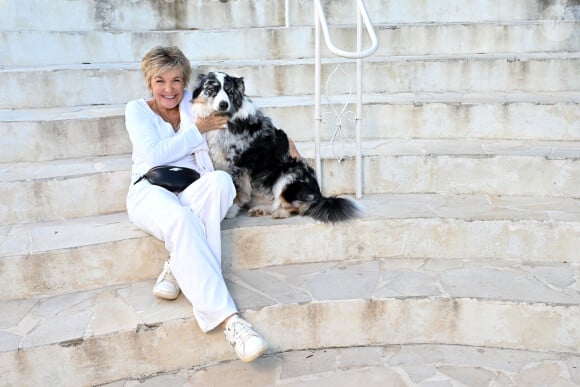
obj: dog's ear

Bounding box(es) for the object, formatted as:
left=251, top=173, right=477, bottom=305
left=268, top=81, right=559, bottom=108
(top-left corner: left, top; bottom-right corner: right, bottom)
left=235, top=76, right=245, bottom=95
left=191, top=74, right=206, bottom=99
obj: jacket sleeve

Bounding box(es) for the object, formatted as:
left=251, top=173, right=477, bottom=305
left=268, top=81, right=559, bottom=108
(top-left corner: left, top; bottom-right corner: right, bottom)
left=125, top=99, right=205, bottom=166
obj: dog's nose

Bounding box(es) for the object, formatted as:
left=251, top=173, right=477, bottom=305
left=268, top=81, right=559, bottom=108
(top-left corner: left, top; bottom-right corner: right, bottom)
left=219, top=101, right=229, bottom=111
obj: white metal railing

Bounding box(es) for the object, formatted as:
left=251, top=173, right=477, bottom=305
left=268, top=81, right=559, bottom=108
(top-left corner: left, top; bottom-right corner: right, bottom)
left=313, top=0, right=378, bottom=199
left=284, top=0, right=378, bottom=198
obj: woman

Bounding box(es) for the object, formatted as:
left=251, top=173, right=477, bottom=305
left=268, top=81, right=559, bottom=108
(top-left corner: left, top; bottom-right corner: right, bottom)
left=125, top=46, right=267, bottom=362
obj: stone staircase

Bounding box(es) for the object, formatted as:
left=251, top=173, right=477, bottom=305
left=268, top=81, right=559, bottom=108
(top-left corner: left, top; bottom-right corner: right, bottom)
left=1, top=0, right=579, bottom=385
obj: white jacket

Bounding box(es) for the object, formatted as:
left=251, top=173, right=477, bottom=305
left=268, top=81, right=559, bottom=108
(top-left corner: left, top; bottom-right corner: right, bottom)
left=125, top=90, right=214, bottom=183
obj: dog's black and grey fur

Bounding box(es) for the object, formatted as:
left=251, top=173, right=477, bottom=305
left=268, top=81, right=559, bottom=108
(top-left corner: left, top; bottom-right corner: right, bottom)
left=191, top=71, right=360, bottom=223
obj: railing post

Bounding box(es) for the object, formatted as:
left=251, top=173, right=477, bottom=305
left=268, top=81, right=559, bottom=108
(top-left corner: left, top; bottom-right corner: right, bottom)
left=355, top=3, right=363, bottom=199
left=314, top=4, right=323, bottom=185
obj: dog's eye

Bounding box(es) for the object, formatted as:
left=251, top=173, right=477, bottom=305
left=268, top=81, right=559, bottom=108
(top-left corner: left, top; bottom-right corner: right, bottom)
left=224, top=83, right=233, bottom=92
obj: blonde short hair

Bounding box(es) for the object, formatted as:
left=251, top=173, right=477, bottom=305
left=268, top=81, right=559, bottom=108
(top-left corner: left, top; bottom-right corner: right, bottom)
left=140, top=46, right=192, bottom=89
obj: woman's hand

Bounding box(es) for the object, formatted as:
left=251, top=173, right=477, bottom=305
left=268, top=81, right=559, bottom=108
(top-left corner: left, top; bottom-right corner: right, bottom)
left=195, top=113, right=228, bottom=134
left=288, top=138, right=302, bottom=160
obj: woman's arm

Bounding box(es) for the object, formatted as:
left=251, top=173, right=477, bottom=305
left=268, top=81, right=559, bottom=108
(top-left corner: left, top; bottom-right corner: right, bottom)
left=125, top=100, right=205, bottom=166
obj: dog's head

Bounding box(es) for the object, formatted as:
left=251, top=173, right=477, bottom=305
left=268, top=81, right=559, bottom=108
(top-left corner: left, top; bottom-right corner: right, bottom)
left=191, top=72, right=246, bottom=118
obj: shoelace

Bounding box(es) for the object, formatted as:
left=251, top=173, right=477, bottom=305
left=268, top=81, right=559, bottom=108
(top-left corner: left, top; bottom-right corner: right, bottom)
left=156, top=268, right=169, bottom=283
left=228, top=320, right=255, bottom=344
left=156, top=263, right=177, bottom=285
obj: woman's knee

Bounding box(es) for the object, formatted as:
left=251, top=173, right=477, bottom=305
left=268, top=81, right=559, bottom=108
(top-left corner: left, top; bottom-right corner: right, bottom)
left=207, top=170, right=236, bottom=196
left=212, top=170, right=234, bottom=187
left=127, top=184, right=187, bottom=237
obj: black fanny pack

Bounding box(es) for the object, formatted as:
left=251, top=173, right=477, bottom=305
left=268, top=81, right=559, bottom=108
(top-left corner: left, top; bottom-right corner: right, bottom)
left=134, top=166, right=201, bottom=193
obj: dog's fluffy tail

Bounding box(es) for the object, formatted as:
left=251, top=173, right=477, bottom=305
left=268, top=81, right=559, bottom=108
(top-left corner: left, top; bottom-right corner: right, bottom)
left=305, top=196, right=361, bottom=223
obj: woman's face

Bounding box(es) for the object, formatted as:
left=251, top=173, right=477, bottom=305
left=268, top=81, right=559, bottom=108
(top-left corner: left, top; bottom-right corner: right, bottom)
left=149, top=68, right=185, bottom=110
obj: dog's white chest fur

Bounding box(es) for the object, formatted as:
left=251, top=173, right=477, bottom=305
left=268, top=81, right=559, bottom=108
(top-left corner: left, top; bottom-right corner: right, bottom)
left=192, top=96, right=258, bottom=172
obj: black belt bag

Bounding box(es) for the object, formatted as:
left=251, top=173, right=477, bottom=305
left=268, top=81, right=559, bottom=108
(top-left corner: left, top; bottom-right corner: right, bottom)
left=134, top=165, right=201, bottom=193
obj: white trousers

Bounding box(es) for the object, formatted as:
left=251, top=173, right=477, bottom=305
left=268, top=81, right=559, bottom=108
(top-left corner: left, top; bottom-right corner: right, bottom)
left=126, top=170, right=238, bottom=333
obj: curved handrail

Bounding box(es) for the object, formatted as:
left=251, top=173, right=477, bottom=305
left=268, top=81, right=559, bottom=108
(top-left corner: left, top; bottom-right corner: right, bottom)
left=314, top=0, right=379, bottom=59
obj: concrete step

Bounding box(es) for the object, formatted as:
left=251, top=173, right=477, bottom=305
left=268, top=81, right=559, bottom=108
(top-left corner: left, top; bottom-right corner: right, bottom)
left=0, top=104, right=130, bottom=163
left=1, top=139, right=578, bottom=225
left=102, top=344, right=580, bottom=386
left=2, top=93, right=578, bottom=163
left=0, top=154, right=131, bottom=225
left=1, top=193, right=578, bottom=301
left=0, top=0, right=290, bottom=32
left=316, top=138, right=580, bottom=198
left=1, top=256, right=578, bottom=385
left=3, top=21, right=578, bottom=66
left=2, top=53, right=579, bottom=109
left=1, top=0, right=575, bottom=32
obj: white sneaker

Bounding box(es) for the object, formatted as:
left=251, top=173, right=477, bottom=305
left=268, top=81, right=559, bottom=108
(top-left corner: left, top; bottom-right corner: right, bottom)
left=153, top=259, right=180, bottom=300
left=224, top=315, right=268, bottom=362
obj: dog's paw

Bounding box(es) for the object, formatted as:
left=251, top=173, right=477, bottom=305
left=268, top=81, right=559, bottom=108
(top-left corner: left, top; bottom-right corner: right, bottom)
left=248, top=206, right=271, bottom=217
left=271, top=208, right=291, bottom=219
left=225, top=204, right=240, bottom=219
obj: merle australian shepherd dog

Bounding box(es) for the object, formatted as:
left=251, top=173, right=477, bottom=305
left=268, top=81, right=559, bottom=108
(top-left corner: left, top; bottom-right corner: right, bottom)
left=191, top=71, right=360, bottom=223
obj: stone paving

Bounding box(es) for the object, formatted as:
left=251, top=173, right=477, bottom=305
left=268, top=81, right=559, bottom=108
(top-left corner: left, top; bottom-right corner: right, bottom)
left=2, top=257, right=579, bottom=385
left=228, top=258, right=580, bottom=310
left=3, top=192, right=579, bottom=302
left=2, top=258, right=579, bottom=353
left=101, top=344, right=580, bottom=386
